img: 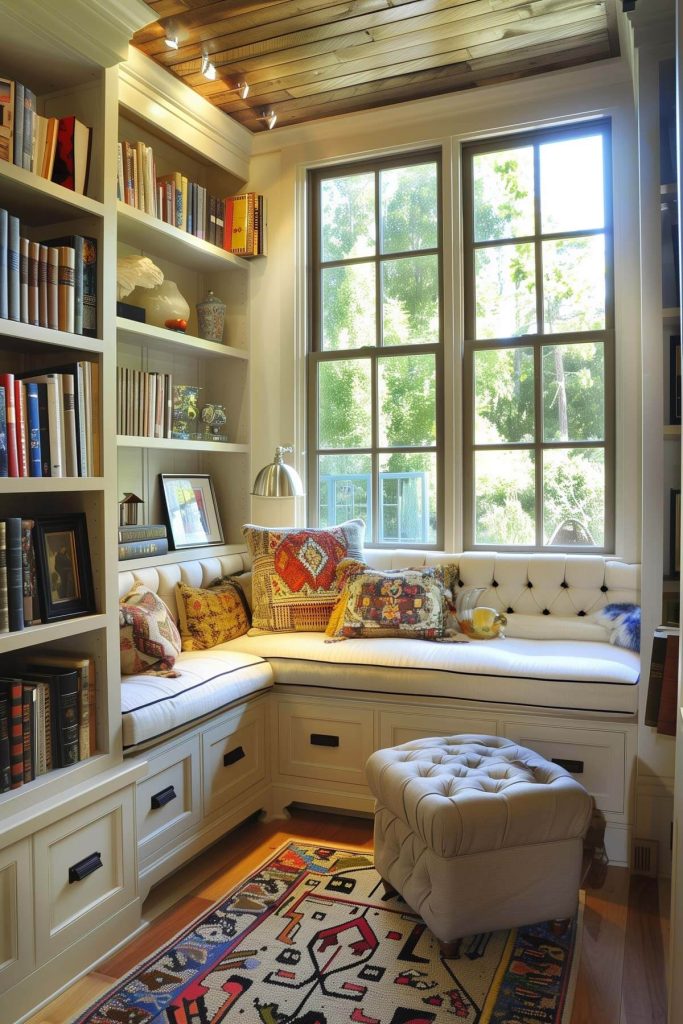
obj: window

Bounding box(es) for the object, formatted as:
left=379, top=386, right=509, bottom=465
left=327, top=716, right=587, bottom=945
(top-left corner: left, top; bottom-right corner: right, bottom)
left=308, top=152, right=443, bottom=546
left=462, top=121, right=614, bottom=550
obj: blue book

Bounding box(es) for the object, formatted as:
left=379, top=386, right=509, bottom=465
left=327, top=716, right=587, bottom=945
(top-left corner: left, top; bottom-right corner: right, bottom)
left=7, top=215, right=19, bottom=322
left=24, top=382, right=42, bottom=477
left=0, top=386, right=7, bottom=477
left=0, top=208, right=7, bottom=319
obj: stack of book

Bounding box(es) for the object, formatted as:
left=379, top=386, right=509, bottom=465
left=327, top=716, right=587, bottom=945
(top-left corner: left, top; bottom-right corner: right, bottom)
left=0, top=653, right=95, bottom=791
left=0, top=76, right=91, bottom=193
left=115, top=142, right=265, bottom=255
left=118, top=523, right=168, bottom=561
left=0, top=210, right=98, bottom=336
left=645, top=625, right=679, bottom=736
left=0, top=361, right=100, bottom=478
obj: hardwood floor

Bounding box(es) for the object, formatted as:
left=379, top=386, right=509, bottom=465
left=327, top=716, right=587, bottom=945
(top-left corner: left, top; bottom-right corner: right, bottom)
left=27, top=809, right=669, bottom=1024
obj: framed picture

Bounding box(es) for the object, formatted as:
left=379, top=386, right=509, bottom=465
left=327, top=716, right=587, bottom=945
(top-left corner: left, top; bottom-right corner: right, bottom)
left=33, top=514, right=95, bottom=622
left=671, top=488, right=681, bottom=578
left=670, top=335, right=681, bottom=425
left=160, top=473, right=224, bottom=549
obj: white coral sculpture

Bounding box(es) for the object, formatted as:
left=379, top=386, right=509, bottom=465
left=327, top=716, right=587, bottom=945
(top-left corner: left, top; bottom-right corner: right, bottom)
left=116, top=255, right=164, bottom=301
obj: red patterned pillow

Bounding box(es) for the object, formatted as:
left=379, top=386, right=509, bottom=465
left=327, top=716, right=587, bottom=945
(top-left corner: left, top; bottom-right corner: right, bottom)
left=242, top=520, right=365, bottom=632
left=119, top=582, right=181, bottom=674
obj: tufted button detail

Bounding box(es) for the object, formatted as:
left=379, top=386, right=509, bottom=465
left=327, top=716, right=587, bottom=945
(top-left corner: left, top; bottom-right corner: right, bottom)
left=527, top=581, right=533, bottom=588
left=492, top=580, right=498, bottom=587
left=507, top=607, right=514, bottom=614
left=561, top=581, right=569, bottom=589
left=542, top=608, right=550, bottom=615
left=600, top=585, right=608, bottom=593
left=578, top=610, right=586, bottom=617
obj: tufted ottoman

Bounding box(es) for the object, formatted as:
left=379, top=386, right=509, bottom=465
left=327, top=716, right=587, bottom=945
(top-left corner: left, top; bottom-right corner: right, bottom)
left=365, top=734, right=593, bottom=951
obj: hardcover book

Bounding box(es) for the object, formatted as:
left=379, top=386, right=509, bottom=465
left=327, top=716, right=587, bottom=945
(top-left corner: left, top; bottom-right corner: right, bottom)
left=0, top=522, right=7, bottom=633
left=21, top=518, right=40, bottom=625
left=24, top=667, right=79, bottom=768
left=51, top=115, right=91, bottom=195
left=118, top=523, right=167, bottom=543
left=26, top=654, right=93, bottom=762
left=118, top=537, right=170, bottom=560
left=0, top=207, right=7, bottom=319
left=0, top=77, right=14, bottom=163
left=21, top=684, right=35, bottom=783
left=0, top=373, right=18, bottom=477
left=0, top=692, right=10, bottom=792
left=0, top=678, right=23, bottom=787
left=5, top=517, right=24, bottom=632
left=0, top=385, right=7, bottom=477
left=24, top=382, right=42, bottom=476
left=7, top=214, right=19, bottom=321
left=12, top=81, right=23, bottom=168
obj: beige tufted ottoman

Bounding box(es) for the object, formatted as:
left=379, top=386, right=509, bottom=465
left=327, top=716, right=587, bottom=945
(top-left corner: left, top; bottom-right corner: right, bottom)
left=366, top=734, right=593, bottom=952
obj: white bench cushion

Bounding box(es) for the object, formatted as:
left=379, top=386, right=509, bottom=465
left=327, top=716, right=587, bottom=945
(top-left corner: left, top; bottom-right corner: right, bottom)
left=121, top=649, right=273, bottom=749
left=221, top=632, right=639, bottom=715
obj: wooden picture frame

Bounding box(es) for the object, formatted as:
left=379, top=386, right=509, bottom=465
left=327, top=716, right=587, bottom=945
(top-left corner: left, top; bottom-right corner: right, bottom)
left=670, top=335, right=681, bottom=425
left=671, top=488, right=681, bottom=578
left=160, top=473, right=224, bottom=549
left=33, top=514, right=96, bottom=622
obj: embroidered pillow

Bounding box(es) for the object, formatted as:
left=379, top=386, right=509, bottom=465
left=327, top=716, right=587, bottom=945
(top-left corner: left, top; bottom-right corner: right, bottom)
left=176, top=577, right=251, bottom=651
left=325, top=566, right=445, bottom=640
left=242, top=520, right=365, bottom=632
left=591, top=602, right=641, bottom=651
left=119, top=582, right=181, bottom=674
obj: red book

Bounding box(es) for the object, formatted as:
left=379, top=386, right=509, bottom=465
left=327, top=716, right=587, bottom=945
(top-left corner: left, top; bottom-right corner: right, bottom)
left=51, top=116, right=91, bottom=195
left=0, top=679, right=24, bottom=788
left=13, top=380, right=27, bottom=477
left=0, top=373, right=18, bottom=476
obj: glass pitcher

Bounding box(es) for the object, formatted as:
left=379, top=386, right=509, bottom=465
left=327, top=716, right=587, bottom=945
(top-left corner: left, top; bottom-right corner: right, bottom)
left=455, top=586, right=507, bottom=639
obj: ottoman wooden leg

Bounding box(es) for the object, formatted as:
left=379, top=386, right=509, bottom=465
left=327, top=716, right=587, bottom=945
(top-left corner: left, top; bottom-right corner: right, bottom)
left=551, top=918, right=571, bottom=936
left=438, top=938, right=460, bottom=958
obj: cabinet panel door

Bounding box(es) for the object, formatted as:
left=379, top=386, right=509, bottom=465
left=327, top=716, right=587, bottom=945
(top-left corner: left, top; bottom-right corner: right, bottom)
left=0, top=839, right=33, bottom=990
left=500, top=721, right=626, bottom=813
left=202, top=704, right=266, bottom=818
left=378, top=709, right=495, bottom=749
left=34, top=788, right=136, bottom=963
left=137, top=734, right=201, bottom=866
left=278, top=701, right=374, bottom=786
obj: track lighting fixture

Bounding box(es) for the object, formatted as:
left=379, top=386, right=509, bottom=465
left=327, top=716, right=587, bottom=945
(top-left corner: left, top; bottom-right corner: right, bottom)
left=201, top=54, right=217, bottom=81
left=233, top=80, right=250, bottom=100
left=164, top=35, right=179, bottom=50
left=257, top=108, right=277, bottom=130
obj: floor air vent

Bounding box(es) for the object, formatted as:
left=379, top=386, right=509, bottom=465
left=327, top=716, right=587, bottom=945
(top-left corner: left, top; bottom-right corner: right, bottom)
left=631, top=838, right=659, bottom=877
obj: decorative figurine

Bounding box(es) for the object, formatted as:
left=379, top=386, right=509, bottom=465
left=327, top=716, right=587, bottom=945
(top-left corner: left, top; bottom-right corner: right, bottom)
left=119, top=492, right=144, bottom=527
left=200, top=403, right=228, bottom=441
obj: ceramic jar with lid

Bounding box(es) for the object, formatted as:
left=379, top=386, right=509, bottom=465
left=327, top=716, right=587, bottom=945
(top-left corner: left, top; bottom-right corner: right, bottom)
left=196, top=290, right=226, bottom=342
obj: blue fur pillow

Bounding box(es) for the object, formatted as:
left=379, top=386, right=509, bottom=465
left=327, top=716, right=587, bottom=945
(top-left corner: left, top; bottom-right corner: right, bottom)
left=592, top=603, right=640, bottom=652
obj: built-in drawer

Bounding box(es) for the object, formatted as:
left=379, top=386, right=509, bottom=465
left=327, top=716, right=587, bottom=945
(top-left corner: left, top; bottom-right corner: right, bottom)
left=0, top=838, right=33, bottom=990
left=33, top=787, right=136, bottom=963
left=500, top=721, right=626, bottom=814
left=137, top=734, right=201, bottom=866
left=202, top=703, right=267, bottom=819
left=278, top=700, right=374, bottom=786
left=379, top=709, right=496, bottom=749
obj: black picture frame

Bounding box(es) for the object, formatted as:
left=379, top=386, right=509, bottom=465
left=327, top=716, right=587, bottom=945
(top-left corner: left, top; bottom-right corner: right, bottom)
left=671, top=489, right=681, bottom=579
left=160, top=473, right=224, bottom=550
left=670, top=334, right=681, bottom=425
left=33, top=514, right=96, bottom=622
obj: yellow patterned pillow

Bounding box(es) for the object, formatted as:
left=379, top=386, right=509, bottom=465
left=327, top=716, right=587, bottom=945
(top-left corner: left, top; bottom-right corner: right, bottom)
left=176, top=578, right=251, bottom=651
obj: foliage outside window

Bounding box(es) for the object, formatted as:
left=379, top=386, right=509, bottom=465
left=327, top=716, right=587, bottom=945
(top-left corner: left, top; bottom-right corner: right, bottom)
left=308, top=152, right=442, bottom=546
left=462, top=122, right=614, bottom=550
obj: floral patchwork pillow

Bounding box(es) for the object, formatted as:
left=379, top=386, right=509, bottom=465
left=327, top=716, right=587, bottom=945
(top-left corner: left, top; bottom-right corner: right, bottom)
left=119, top=582, right=181, bottom=675
left=325, top=565, right=446, bottom=640
left=176, top=577, right=251, bottom=651
left=242, top=520, right=365, bottom=632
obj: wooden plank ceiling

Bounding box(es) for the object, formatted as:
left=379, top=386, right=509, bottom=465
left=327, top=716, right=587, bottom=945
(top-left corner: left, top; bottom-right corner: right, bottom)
left=132, top=0, right=619, bottom=133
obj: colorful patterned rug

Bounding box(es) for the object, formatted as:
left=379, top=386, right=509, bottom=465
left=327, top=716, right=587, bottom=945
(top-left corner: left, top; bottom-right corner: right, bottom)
left=75, top=842, right=582, bottom=1024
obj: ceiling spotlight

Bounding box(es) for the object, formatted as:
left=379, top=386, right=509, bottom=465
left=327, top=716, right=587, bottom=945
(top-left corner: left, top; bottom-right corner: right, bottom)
left=258, top=108, right=277, bottom=130
left=201, top=54, right=217, bottom=81
left=234, top=80, right=250, bottom=100
left=164, top=35, right=179, bottom=50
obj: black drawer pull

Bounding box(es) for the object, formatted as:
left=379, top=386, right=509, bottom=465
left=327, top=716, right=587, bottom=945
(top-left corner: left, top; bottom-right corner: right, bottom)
left=552, top=757, right=584, bottom=775
left=311, top=733, right=339, bottom=748
left=151, top=785, right=177, bottom=809
left=224, top=746, right=245, bottom=766
left=68, top=852, right=103, bottom=884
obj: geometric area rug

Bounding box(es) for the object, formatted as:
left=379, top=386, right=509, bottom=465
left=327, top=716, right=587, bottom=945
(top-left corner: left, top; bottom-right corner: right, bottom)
left=73, top=841, right=582, bottom=1024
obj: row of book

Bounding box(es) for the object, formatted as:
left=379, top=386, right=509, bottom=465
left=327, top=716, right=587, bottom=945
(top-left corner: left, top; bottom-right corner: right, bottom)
left=0, top=654, right=95, bottom=791
left=1, top=518, right=44, bottom=633
left=115, top=142, right=265, bottom=255
left=645, top=625, right=679, bottom=736
left=117, top=369, right=205, bottom=443
left=118, top=523, right=168, bottom=561
left=0, top=76, right=91, bottom=194
left=0, top=212, right=98, bottom=335
left=0, top=364, right=99, bottom=478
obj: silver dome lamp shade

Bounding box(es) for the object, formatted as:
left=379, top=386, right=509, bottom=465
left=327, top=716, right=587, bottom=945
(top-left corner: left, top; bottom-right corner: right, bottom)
left=251, top=446, right=304, bottom=497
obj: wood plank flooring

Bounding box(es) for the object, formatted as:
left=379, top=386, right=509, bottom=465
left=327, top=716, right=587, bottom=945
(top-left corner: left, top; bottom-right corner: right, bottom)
left=27, top=809, right=669, bottom=1024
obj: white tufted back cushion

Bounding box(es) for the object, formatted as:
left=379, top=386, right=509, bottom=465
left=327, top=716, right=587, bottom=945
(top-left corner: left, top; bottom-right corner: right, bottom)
left=118, top=549, right=639, bottom=636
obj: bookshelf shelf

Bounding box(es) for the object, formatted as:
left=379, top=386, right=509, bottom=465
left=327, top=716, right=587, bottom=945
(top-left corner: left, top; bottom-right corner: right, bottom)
left=117, top=201, right=248, bottom=272
left=116, top=317, right=248, bottom=361
left=0, top=614, right=108, bottom=655
left=0, top=477, right=104, bottom=494
left=0, top=160, right=105, bottom=225
left=117, top=435, right=248, bottom=454
left=0, top=319, right=106, bottom=354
